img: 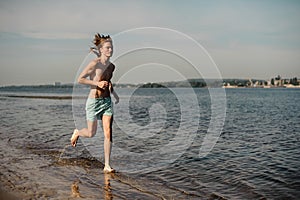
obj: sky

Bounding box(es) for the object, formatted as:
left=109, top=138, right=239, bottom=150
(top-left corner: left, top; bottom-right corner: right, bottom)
left=0, top=0, right=300, bottom=85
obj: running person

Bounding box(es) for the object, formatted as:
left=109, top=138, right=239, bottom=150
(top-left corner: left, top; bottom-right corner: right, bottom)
left=71, top=33, right=119, bottom=173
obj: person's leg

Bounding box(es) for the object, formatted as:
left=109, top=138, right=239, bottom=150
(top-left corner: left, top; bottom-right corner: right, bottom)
left=71, top=120, right=98, bottom=147
left=71, top=97, right=100, bottom=147
left=102, top=115, right=114, bottom=172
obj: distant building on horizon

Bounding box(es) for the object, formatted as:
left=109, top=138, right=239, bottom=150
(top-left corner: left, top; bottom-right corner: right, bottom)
left=54, top=82, right=61, bottom=86
left=222, top=75, right=299, bottom=88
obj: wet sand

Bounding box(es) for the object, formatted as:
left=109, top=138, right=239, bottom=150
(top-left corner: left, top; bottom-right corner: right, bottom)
left=0, top=94, right=201, bottom=199
left=0, top=138, right=70, bottom=199
left=0, top=134, right=191, bottom=200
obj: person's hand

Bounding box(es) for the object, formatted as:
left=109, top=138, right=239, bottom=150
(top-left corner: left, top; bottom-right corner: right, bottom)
left=97, top=81, right=109, bottom=89
left=115, top=97, right=119, bottom=104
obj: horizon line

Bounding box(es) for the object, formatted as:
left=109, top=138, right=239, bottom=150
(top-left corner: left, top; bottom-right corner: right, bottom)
left=1, top=76, right=299, bottom=88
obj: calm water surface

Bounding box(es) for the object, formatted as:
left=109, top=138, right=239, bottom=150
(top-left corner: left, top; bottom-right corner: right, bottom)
left=0, top=87, right=299, bottom=199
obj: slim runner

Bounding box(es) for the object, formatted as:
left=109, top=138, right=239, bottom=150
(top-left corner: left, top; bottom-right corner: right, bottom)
left=71, top=33, right=119, bottom=173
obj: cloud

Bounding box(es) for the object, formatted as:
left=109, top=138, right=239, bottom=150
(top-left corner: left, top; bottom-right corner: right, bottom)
left=19, top=32, right=90, bottom=40
left=1, top=0, right=299, bottom=50
left=0, top=0, right=170, bottom=39
left=0, top=0, right=300, bottom=85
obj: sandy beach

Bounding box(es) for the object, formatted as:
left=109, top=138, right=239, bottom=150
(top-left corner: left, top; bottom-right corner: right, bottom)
left=0, top=132, right=190, bottom=200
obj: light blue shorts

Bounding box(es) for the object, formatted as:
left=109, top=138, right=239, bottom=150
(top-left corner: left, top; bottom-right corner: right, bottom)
left=85, top=97, right=113, bottom=121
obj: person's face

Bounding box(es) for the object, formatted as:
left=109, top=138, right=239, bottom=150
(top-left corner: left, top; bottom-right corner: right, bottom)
left=100, top=41, right=113, bottom=58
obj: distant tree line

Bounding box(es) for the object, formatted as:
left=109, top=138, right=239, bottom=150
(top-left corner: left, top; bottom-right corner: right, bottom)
left=138, top=79, right=208, bottom=88
left=2, top=77, right=298, bottom=90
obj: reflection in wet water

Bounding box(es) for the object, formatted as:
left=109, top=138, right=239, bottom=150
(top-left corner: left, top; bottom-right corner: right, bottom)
left=69, top=174, right=115, bottom=199
left=104, top=173, right=114, bottom=200
left=71, top=180, right=82, bottom=198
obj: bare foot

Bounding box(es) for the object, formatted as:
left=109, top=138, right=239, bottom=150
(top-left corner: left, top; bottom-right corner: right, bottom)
left=70, top=129, right=79, bottom=147
left=103, top=166, right=115, bottom=173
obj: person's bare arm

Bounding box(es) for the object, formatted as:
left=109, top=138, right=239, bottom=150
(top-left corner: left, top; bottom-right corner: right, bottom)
left=109, top=65, right=119, bottom=103
left=112, top=91, right=119, bottom=104
left=111, top=85, right=119, bottom=104
left=108, top=82, right=119, bottom=104
left=77, top=60, right=108, bottom=89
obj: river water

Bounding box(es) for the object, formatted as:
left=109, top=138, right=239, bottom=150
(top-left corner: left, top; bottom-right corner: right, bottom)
left=0, top=87, right=299, bottom=199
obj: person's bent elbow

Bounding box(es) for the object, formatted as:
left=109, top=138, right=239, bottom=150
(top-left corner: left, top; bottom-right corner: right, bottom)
left=77, top=77, right=84, bottom=84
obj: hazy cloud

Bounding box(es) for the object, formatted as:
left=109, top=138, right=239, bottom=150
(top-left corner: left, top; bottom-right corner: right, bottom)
left=0, top=0, right=299, bottom=85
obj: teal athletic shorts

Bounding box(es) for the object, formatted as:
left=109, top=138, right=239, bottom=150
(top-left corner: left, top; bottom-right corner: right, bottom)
left=85, top=97, right=113, bottom=121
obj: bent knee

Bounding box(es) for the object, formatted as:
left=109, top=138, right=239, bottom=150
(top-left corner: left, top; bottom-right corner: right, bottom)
left=87, top=130, right=97, bottom=138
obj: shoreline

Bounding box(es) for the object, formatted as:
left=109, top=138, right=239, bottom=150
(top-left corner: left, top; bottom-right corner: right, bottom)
left=0, top=135, right=198, bottom=199
left=222, top=85, right=300, bottom=89
left=2, top=95, right=73, bottom=100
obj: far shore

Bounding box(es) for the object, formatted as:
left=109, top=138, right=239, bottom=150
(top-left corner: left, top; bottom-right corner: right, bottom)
left=222, top=85, right=300, bottom=89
